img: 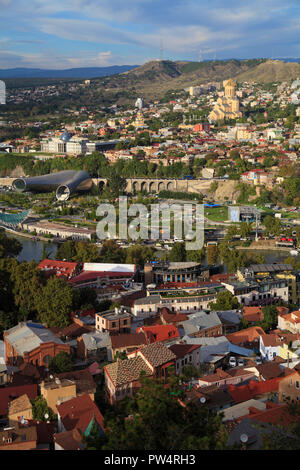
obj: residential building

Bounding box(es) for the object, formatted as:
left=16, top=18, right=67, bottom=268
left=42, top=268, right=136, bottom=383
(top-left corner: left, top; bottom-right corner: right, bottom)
left=278, top=370, right=300, bottom=403
left=40, top=378, right=77, bottom=414
left=95, top=308, right=132, bottom=335
left=0, top=384, right=38, bottom=418
left=169, top=343, right=201, bottom=374
left=8, top=394, right=33, bottom=426
left=104, top=342, right=176, bottom=404
left=110, top=333, right=149, bottom=359
left=177, top=310, right=223, bottom=338
left=56, top=394, right=105, bottom=437
left=0, top=423, right=37, bottom=450
left=197, top=367, right=255, bottom=388
left=278, top=310, right=300, bottom=334
left=136, top=324, right=180, bottom=345
left=226, top=326, right=265, bottom=351
left=76, top=331, right=112, bottom=363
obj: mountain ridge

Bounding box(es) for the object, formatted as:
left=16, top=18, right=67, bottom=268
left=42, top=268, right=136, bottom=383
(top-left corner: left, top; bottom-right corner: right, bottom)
left=0, top=65, right=139, bottom=79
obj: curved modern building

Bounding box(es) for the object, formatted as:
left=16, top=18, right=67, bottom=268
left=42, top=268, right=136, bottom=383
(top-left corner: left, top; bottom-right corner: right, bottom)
left=13, top=170, right=93, bottom=201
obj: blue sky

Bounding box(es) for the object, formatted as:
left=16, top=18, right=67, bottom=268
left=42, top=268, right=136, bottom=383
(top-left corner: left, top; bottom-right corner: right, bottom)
left=1, top=0, right=300, bottom=69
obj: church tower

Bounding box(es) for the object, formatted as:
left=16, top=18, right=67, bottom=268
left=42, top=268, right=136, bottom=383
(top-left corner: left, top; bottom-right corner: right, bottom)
left=224, top=79, right=236, bottom=98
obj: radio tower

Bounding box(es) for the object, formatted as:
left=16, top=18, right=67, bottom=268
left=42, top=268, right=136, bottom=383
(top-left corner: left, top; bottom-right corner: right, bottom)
left=199, top=49, right=203, bottom=62
left=160, top=39, right=164, bottom=61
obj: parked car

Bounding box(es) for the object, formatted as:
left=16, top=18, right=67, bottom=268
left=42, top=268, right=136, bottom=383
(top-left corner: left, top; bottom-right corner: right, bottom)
left=229, top=356, right=237, bottom=367
left=255, top=356, right=262, bottom=365
left=238, top=358, right=244, bottom=367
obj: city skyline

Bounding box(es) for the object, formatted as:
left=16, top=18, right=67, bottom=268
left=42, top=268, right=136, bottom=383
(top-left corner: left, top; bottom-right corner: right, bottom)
left=1, top=0, right=300, bottom=69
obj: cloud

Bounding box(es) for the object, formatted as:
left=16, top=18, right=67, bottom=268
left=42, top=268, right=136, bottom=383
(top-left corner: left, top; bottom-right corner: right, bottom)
left=2, top=0, right=300, bottom=67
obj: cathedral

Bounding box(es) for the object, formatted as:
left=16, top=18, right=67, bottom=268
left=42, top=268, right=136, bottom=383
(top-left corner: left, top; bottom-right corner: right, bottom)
left=209, top=79, right=242, bottom=122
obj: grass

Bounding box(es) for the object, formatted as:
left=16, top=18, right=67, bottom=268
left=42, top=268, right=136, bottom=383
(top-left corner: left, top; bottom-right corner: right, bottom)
left=204, top=206, right=228, bottom=222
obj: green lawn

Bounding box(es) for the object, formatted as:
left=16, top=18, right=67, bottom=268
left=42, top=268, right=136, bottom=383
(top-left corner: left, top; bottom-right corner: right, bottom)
left=204, top=206, right=228, bottom=222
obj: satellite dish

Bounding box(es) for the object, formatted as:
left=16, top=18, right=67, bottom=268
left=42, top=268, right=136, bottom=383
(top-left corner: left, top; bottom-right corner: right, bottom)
left=49, top=375, right=54, bottom=379
left=240, top=434, right=248, bottom=443
left=200, top=397, right=206, bottom=404
left=44, top=413, right=49, bottom=420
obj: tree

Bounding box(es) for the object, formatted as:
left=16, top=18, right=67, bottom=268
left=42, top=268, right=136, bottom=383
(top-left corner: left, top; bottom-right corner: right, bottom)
left=257, top=305, right=279, bottom=331
left=125, top=244, right=156, bottom=267
left=239, top=222, right=252, bottom=239
left=35, top=277, right=73, bottom=327
left=107, top=171, right=126, bottom=197
left=99, top=240, right=126, bottom=263
left=102, top=375, right=229, bottom=450
left=55, top=240, right=77, bottom=261
left=210, top=290, right=241, bottom=311
left=31, top=396, right=56, bottom=422
left=206, top=245, right=218, bottom=265
left=48, top=351, right=73, bottom=374
left=168, top=242, right=187, bottom=262
left=0, top=231, right=22, bottom=258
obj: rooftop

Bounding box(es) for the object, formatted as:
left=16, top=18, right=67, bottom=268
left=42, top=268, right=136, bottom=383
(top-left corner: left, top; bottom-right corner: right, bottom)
left=5, top=322, right=65, bottom=355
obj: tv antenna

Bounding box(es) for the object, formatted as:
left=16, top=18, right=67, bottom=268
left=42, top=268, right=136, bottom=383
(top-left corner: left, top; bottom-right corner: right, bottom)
left=213, top=50, right=217, bottom=62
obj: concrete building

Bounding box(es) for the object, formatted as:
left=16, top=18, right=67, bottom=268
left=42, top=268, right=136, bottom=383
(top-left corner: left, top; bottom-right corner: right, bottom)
left=95, top=308, right=132, bottom=335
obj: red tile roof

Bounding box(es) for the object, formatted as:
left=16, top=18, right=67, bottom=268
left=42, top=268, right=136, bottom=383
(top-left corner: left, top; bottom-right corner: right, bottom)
left=169, top=343, right=201, bottom=359
left=248, top=402, right=300, bottom=428
left=226, top=326, right=265, bottom=345
left=242, top=307, right=263, bottom=323
left=38, top=259, right=78, bottom=279
left=56, top=394, right=105, bottom=434
left=136, top=324, right=180, bottom=343
left=159, top=307, right=188, bottom=325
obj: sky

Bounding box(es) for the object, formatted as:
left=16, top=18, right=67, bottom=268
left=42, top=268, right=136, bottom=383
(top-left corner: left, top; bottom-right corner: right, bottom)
left=1, top=0, right=300, bottom=69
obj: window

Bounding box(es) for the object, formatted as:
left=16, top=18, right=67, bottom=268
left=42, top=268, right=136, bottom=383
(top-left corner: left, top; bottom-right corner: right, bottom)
left=296, top=381, right=299, bottom=389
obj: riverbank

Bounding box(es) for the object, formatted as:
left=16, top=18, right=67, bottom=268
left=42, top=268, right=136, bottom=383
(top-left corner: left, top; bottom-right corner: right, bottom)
left=2, top=226, right=55, bottom=243
left=236, top=245, right=293, bottom=252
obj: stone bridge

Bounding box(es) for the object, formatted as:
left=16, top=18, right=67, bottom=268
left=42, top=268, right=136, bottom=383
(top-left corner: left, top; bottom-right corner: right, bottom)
left=92, top=177, right=216, bottom=195
left=0, top=176, right=221, bottom=196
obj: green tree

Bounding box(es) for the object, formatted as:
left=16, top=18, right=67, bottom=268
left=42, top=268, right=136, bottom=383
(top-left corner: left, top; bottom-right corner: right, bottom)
left=31, top=396, right=56, bottom=422
left=48, top=351, right=73, bottom=374
left=35, top=276, right=73, bottom=327
left=102, top=375, right=229, bottom=450
left=206, top=245, right=218, bottom=265
left=168, top=242, right=187, bottom=262
left=210, top=290, right=241, bottom=311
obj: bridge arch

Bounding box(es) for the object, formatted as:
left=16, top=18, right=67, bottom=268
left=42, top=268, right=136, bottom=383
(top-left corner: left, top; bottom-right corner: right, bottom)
left=132, top=181, right=139, bottom=193
left=149, top=181, right=156, bottom=193
left=167, top=181, right=175, bottom=191
left=158, top=181, right=165, bottom=192
left=140, top=181, right=148, bottom=192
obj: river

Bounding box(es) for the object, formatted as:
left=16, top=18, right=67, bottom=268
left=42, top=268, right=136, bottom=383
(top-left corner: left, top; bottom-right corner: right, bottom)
left=7, top=232, right=300, bottom=268
left=6, top=232, right=58, bottom=262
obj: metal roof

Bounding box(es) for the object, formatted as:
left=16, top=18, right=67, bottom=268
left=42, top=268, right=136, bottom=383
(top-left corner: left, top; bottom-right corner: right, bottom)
left=5, top=322, right=64, bottom=355
left=251, top=264, right=293, bottom=273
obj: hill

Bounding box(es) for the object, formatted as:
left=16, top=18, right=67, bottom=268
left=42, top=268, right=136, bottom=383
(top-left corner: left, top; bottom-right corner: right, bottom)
left=236, top=59, right=300, bottom=83
left=94, top=59, right=267, bottom=101
left=0, top=65, right=138, bottom=79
